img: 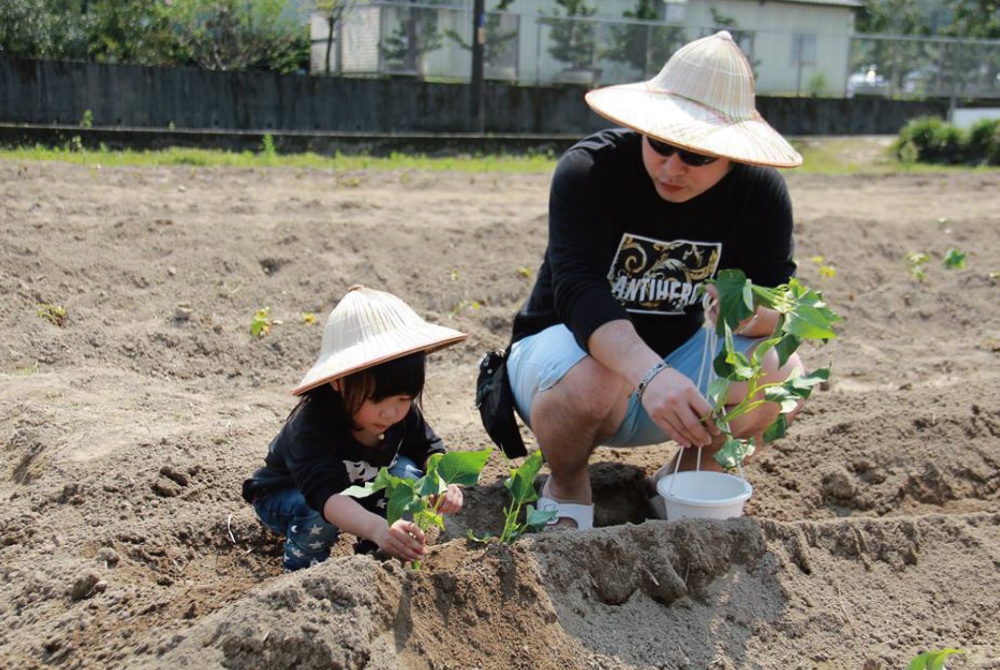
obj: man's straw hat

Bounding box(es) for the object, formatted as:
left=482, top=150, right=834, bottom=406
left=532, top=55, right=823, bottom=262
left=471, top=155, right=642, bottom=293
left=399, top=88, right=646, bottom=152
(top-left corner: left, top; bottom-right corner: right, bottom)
left=292, top=285, right=467, bottom=395
left=584, top=31, right=802, bottom=168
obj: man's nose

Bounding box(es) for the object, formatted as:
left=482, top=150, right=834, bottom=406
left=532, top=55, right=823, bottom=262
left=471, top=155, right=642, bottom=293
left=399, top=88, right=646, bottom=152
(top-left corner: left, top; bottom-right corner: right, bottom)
left=663, top=153, right=686, bottom=176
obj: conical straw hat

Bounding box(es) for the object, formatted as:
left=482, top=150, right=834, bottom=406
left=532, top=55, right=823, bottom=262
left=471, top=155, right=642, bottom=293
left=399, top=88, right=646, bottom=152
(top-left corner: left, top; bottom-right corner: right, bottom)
left=292, top=285, right=468, bottom=395
left=584, top=31, right=802, bottom=168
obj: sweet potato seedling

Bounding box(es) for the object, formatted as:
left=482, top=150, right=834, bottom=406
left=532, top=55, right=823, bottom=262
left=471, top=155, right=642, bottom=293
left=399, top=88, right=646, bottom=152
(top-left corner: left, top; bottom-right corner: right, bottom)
left=907, top=648, right=964, bottom=670
left=469, top=450, right=556, bottom=544
left=343, top=449, right=492, bottom=568
left=707, top=269, right=840, bottom=470
left=250, top=307, right=274, bottom=337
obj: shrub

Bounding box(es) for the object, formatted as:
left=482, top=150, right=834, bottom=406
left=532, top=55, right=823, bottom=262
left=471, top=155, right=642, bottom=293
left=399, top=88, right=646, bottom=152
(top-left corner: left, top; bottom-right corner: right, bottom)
left=894, top=116, right=966, bottom=165
left=966, top=118, right=1000, bottom=165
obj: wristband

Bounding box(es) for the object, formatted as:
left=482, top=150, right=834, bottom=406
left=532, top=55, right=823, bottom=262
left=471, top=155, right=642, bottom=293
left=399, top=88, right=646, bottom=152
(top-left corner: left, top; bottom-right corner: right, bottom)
left=636, top=361, right=671, bottom=401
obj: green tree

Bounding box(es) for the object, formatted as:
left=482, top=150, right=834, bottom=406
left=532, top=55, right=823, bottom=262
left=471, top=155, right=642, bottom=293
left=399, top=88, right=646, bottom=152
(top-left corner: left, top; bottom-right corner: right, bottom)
left=544, top=0, right=597, bottom=72
left=0, top=0, right=89, bottom=59
left=443, top=0, right=519, bottom=70
left=82, top=0, right=176, bottom=65
left=166, top=0, right=309, bottom=73
left=941, top=0, right=1000, bottom=93
left=381, top=0, right=445, bottom=73
left=315, top=0, right=368, bottom=76
left=851, top=0, right=935, bottom=94
left=940, top=0, right=1000, bottom=38
left=855, top=0, right=931, bottom=34
left=602, top=0, right=686, bottom=76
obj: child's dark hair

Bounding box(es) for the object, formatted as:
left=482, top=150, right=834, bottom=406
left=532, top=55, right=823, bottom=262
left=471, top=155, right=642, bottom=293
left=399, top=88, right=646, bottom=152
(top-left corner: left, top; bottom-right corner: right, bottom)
left=289, top=351, right=427, bottom=425
left=338, top=351, right=426, bottom=416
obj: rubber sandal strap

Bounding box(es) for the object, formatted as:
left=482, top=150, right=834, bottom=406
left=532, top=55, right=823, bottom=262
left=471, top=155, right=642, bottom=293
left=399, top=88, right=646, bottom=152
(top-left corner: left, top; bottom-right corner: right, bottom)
left=537, top=496, right=594, bottom=530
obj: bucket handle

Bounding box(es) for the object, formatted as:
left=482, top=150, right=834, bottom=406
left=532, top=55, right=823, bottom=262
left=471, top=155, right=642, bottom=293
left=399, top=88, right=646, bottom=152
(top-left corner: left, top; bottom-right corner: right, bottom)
left=663, top=445, right=748, bottom=497
left=662, top=288, right=748, bottom=497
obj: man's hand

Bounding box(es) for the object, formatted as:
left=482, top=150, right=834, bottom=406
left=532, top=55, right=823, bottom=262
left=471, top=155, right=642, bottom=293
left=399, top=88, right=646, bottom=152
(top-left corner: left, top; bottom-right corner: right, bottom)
left=374, top=520, right=427, bottom=562
left=640, top=368, right=719, bottom=448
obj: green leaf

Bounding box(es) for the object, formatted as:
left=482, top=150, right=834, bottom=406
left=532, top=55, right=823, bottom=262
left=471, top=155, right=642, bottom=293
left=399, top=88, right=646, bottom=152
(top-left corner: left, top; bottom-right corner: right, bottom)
left=773, top=333, right=801, bottom=368
left=907, top=649, right=964, bottom=670
left=713, top=269, right=754, bottom=336
left=762, top=414, right=788, bottom=443
left=783, top=303, right=839, bottom=340
left=434, top=449, right=492, bottom=487
left=942, top=248, right=967, bottom=270
left=413, top=509, right=444, bottom=532
left=706, top=376, right=730, bottom=408
left=525, top=504, right=557, bottom=531
left=505, top=450, right=545, bottom=505
left=781, top=368, right=830, bottom=399
left=414, top=471, right=445, bottom=498
left=763, top=386, right=803, bottom=414
left=713, top=438, right=754, bottom=470
left=467, top=528, right=493, bottom=543
left=370, top=468, right=396, bottom=493
left=385, top=479, right=419, bottom=525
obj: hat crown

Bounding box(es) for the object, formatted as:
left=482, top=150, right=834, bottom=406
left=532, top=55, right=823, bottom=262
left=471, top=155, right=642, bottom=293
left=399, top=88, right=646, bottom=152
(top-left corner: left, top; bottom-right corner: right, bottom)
left=322, top=286, right=421, bottom=356
left=292, top=284, right=467, bottom=395
left=651, top=30, right=755, bottom=122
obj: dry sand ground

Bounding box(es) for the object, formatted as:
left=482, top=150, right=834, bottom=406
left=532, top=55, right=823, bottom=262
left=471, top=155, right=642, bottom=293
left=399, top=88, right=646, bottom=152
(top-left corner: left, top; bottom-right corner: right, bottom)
left=1, top=147, right=1000, bottom=670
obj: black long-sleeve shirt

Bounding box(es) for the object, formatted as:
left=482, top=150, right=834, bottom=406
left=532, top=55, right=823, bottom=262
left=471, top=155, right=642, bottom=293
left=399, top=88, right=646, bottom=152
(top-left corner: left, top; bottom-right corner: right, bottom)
left=511, top=128, right=795, bottom=357
left=244, top=384, right=445, bottom=516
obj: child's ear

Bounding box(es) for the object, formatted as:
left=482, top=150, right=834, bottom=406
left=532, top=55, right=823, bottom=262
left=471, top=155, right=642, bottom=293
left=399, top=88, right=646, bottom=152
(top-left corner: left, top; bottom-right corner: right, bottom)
left=330, top=380, right=341, bottom=392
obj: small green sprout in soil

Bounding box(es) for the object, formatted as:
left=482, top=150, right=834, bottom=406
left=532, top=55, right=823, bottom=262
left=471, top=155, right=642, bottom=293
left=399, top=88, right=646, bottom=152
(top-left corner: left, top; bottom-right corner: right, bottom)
left=907, top=648, right=964, bottom=670
left=37, top=303, right=67, bottom=327
left=707, top=269, right=840, bottom=470
left=942, top=248, right=967, bottom=270
left=250, top=307, right=275, bottom=337
left=906, top=252, right=931, bottom=281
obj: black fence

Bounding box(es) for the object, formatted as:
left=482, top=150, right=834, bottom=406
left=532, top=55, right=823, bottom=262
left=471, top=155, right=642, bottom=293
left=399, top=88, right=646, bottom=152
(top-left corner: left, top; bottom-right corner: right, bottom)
left=1, top=56, right=950, bottom=153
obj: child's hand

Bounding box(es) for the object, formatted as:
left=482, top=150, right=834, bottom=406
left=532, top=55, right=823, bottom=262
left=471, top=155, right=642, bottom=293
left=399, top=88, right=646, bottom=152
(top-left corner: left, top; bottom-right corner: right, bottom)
left=432, top=484, right=464, bottom=515
left=374, top=519, right=426, bottom=562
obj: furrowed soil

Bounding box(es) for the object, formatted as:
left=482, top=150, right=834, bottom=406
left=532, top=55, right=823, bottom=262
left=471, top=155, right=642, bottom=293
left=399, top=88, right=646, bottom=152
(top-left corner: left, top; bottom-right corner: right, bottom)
left=1, top=149, right=999, bottom=670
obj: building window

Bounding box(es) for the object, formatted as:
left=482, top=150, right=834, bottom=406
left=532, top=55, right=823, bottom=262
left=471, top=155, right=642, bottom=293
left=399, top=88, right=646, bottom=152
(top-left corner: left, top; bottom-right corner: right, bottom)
left=792, top=33, right=817, bottom=65
left=662, top=0, right=687, bottom=24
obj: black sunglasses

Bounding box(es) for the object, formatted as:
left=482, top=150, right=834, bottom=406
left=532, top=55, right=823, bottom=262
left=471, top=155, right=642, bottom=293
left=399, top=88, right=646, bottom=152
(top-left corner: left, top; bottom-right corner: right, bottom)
left=646, top=137, right=719, bottom=167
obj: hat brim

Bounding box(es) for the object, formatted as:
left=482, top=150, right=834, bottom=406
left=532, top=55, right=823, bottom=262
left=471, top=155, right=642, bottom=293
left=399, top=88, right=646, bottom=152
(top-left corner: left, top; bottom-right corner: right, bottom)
left=585, top=84, right=802, bottom=168
left=291, top=322, right=467, bottom=396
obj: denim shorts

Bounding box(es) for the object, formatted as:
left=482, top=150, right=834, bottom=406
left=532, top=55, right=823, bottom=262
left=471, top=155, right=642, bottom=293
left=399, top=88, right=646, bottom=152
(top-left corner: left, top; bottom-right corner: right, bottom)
left=253, top=455, right=422, bottom=571
left=506, top=324, right=758, bottom=447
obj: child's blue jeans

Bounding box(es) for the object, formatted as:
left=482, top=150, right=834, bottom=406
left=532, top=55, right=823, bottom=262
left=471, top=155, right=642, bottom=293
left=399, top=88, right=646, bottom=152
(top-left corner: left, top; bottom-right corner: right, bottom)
left=253, top=456, right=423, bottom=572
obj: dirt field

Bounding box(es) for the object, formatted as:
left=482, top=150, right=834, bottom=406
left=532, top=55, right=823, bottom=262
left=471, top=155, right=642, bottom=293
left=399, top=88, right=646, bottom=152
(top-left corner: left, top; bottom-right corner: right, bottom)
left=1, top=150, right=999, bottom=670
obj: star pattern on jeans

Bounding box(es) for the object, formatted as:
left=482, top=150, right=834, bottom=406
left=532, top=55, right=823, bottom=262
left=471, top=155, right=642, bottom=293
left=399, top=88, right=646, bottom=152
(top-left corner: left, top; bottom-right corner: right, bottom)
left=308, top=524, right=324, bottom=537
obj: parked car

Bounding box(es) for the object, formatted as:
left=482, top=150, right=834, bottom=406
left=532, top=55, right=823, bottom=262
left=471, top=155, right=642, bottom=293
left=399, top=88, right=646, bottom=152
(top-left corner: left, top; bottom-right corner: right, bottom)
left=846, top=64, right=889, bottom=97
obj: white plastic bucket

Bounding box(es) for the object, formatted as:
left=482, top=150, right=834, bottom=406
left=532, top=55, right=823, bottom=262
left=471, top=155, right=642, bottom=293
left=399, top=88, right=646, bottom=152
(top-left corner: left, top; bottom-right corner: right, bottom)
left=655, top=471, right=753, bottom=521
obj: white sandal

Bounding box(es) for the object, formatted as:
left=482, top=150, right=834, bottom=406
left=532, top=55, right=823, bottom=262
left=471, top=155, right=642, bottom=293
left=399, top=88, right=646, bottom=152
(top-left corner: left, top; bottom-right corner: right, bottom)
left=537, top=496, right=594, bottom=531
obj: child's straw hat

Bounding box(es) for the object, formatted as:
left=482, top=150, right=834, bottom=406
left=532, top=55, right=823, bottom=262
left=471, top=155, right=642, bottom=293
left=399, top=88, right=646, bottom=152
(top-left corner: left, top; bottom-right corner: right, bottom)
left=293, top=285, right=467, bottom=395
left=584, top=31, right=802, bottom=168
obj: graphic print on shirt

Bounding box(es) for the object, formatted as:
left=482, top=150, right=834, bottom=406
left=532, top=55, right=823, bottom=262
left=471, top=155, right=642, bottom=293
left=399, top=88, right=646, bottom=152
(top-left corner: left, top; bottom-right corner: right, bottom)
left=607, top=234, right=720, bottom=315
left=343, top=459, right=380, bottom=483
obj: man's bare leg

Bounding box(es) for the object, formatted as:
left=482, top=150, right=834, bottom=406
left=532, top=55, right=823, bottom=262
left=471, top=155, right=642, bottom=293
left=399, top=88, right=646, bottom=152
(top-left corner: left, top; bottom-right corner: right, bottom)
left=530, top=356, right=631, bottom=526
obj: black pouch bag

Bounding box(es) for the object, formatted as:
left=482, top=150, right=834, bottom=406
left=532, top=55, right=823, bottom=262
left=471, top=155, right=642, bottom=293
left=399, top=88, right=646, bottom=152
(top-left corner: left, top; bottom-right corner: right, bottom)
left=475, top=347, right=527, bottom=458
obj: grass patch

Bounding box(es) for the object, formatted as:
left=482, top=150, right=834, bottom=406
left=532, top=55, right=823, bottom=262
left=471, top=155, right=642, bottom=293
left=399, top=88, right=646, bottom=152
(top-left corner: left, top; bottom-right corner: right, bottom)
left=3, top=136, right=999, bottom=175
left=0, top=144, right=558, bottom=174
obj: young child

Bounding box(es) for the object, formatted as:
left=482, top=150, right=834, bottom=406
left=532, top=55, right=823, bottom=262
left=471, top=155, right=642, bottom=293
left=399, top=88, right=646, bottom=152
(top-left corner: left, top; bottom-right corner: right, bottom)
left=242, top=285, right=468, bottom=572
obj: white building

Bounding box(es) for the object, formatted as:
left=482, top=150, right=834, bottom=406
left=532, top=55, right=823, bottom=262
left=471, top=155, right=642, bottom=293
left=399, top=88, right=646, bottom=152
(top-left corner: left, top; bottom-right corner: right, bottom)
left=308, top=0, right=862, bottom=96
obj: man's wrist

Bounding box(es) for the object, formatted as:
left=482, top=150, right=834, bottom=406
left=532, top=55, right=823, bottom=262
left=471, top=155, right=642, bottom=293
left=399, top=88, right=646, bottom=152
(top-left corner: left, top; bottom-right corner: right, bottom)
left=636, top=361, right=671, bottom=401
